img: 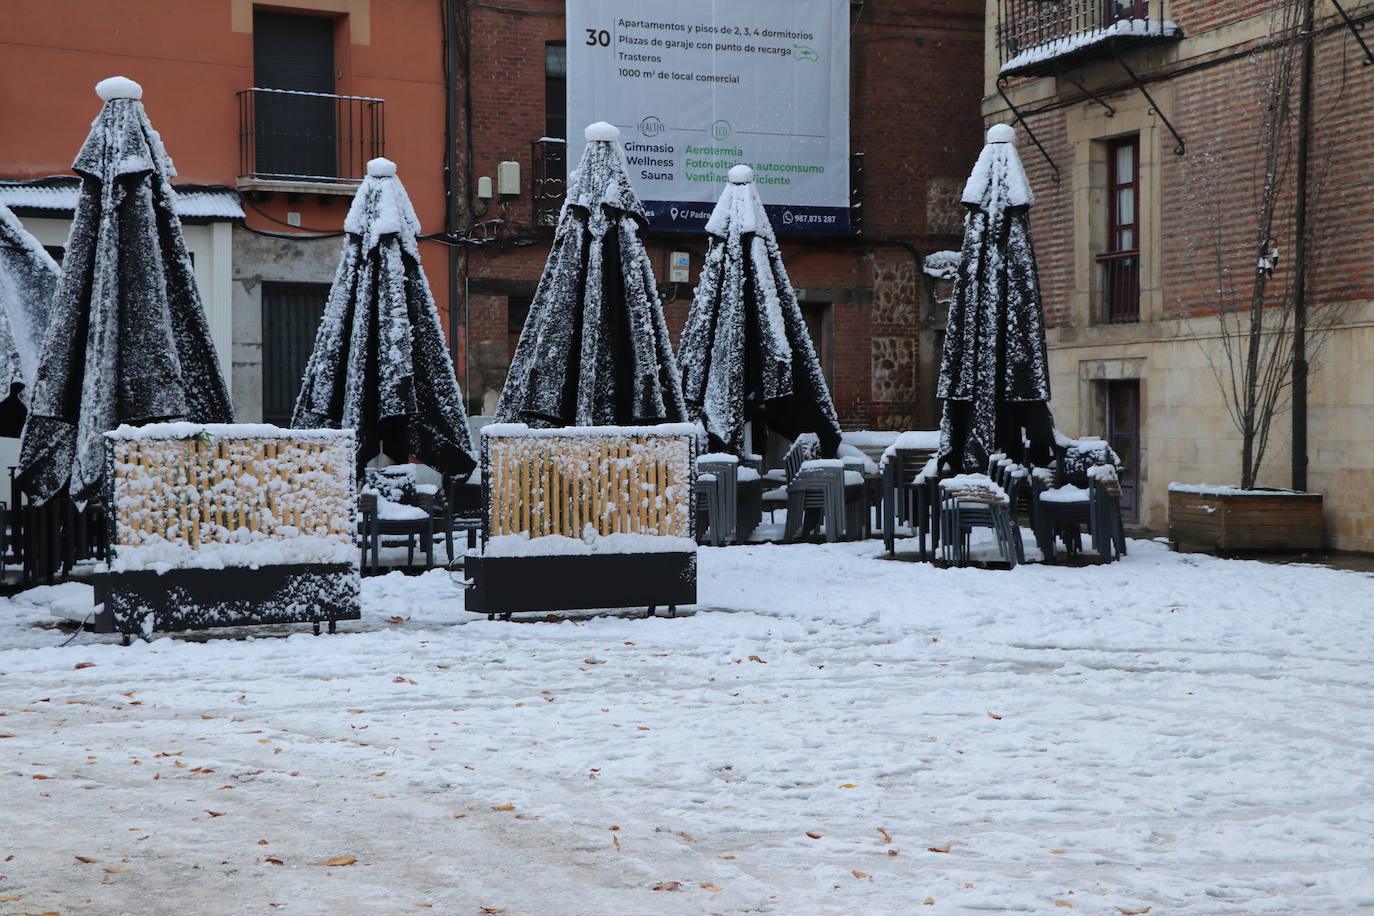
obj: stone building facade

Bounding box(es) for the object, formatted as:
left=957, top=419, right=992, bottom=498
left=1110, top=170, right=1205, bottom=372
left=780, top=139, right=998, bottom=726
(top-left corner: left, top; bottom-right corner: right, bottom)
left=983, top=0, right=1374, bottom=551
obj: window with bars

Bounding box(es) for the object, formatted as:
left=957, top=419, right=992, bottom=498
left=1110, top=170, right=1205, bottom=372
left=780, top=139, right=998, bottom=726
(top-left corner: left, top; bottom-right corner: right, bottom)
left=1097, top=136, right=1140, bottom=323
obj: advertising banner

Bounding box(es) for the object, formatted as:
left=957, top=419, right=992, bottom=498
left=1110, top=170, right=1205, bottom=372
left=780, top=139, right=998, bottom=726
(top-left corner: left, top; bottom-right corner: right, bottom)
left=567, top=0, right=850, bottom=235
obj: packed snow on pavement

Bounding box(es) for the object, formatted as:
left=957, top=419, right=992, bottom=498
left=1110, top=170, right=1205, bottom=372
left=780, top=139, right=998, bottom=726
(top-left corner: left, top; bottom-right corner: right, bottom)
left=1, top=537, right=1372, bottom=915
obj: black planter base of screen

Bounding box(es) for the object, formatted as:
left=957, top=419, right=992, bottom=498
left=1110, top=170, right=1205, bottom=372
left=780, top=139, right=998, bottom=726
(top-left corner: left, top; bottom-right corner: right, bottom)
left=465, top=552, right=696, bottom=617
left=92, top=564, right=361, bottom=642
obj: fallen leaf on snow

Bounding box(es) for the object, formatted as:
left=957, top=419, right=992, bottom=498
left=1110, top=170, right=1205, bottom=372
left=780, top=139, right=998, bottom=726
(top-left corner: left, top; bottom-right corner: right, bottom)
left=923, top=897, right=935, bottom=905
left=103, top=868, right=129, bottom=874
left=887, top=849, right=899, bottom=856
left=928, top=845, right=951, bottom=853
left=651, top=881, right=682, bottom=891
left=1116, top=908, right=1151, bottom=915
left=312, top=855, right=357, bottom=867
left=987, top=712, right=1003, bottom=720
left=32, top=774, right=54, bottom=780
left=839, top=783, right=857, bottom=789
left=491, top=803, right=515, bottom=812
left=0, top=895, right=20, bottom=902
left=852, top=870, right=871, bottom=879
left=74, top=855, right=99, bottom=863
left=265, top=857, right=284, bottom=865
left=806, top=832, right=822, bottom=839
left=747, top=655, right=766, bottom=664
left=700, top=882, right=722, bottom=892
left=205, top=811, right=225, bottom=817
left=74, top=662, right=96, bottom=669
left=1055, top=901, right=1073, bottom=908
left=1050, top=848, right=1066, bottom=854
left=877, top=827, right=893, bottom=844
left=480, top=908, right=504, bottom=914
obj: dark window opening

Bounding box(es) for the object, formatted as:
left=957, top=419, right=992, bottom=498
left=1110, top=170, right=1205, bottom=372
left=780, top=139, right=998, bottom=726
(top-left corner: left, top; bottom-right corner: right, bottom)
left=801, top=302, right=833, bottom=390
left=253, top=11, right=337, bottom=179
left=545, top=42, right=567, bottom=141
left=1098, top=135, right=1140, bottom=323
left=262, top=282, right=330, bottom=426
left=43, top=245, right=64, bottom=264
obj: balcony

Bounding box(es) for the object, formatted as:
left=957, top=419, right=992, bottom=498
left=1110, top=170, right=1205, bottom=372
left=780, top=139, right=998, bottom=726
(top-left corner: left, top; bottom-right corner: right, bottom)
left=531, top=138, right=566, bottom=228
left=237, top=88, right=385, bottom=194
left=1097, top=249, right=1140, bottom=323
left=996, top=0, right=1180, bottom=79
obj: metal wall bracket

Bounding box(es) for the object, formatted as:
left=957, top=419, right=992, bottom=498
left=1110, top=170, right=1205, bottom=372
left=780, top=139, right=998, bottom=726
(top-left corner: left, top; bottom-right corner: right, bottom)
left=996, top=76, right=1061, bottom=184
left=1110, top=44, right=1186, bottom=156
left=1059, top=70, right=1116, bottom=118
left=1331, top=0, right=1374, bottom=67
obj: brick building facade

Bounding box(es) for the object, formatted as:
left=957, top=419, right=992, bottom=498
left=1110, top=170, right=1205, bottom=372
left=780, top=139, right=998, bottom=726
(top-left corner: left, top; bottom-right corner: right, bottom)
left=2, top=0, right=985, bottom=467
left=983, top=0, right=1374, bottom=551
left=455, top=0, right=985, bottom=435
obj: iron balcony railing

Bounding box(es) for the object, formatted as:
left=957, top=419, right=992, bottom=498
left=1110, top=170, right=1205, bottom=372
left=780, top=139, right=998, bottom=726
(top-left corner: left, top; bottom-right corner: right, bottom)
left=1097, top=249, right=1140, bottom=323
left=531, top=138, right=567, bottom=228
left=238, top=87, right=385, bottom=184
left=997, top=0, right=1175, bottom=77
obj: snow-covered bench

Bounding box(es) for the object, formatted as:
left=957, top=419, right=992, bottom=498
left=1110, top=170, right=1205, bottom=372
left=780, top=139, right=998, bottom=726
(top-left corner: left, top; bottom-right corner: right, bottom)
left=464, top=423, right=697, bottom=618
left=94, top=424, right=361, bottom=642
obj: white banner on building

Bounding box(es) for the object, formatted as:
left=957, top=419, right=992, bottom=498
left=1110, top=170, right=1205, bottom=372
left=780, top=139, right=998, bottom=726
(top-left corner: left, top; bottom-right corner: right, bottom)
left=567, top=0, right=850, bottom=235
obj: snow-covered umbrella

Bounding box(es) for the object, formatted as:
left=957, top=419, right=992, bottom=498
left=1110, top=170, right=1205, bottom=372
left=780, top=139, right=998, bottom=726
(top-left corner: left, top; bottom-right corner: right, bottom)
left=0, top=202, right=59, bottom=435
left=937, top=123, right=1055, bottom=474
left=17, top=77, right=233, bottom=505
left=496, top=122, right=686, bottom=428
left=292, top=157, right=476, bottom=480
left=677, top=165, right=842, bottom=458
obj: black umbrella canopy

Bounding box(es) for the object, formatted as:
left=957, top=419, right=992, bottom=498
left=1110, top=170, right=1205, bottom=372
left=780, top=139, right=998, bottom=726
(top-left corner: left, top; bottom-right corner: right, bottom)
left=292, top=157, right=476, bottom=479
left=937, top=123, right=1055, bottom=474
left=677, top=165, right=842, bottom=458
left=496, top=121, right=686, bottom=428
left=17, top=77, right=233, bottom=505
left=0, top=203, right=59, bottom=436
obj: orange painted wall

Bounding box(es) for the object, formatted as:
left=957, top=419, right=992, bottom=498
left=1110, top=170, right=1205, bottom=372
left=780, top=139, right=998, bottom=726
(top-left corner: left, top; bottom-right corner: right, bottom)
left=1, top=0, right=453, bottom=315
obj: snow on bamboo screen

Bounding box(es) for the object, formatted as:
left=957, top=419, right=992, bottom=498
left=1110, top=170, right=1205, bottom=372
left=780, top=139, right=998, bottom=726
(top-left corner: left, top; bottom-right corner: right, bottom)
left=105, top=424, right=357, bottom=570
left=482, top=425, right=694, bottom=542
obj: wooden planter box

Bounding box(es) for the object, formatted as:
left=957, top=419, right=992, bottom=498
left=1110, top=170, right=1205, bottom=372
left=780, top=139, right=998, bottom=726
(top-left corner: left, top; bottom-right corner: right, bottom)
left=1168, top=486, right=1324, bottom=552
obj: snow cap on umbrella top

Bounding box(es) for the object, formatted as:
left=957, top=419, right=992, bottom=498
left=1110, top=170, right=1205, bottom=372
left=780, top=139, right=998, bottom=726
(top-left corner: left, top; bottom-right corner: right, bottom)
left=346, top=160, right=421, bottom=250
left=962, top=121, right=1034, bottom=210
left=366, top=157, right=397, bottom=177
left=986, top=123, right=1016, bottom=145
left=584, top=121, right=620, bottom=142
left=728, top=164, right=754, bottom=184
left=705, top=166, right=772, bottom=238
left=95, top=76, right=143, bottom=101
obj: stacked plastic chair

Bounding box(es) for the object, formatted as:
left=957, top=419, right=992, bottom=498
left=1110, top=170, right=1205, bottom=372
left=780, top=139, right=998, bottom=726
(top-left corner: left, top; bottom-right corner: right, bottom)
left=784, top=458, right=865, bottom=543
left=695, top=454, right=740, bottom=547
left=938, top=472, right=1020, bottom=568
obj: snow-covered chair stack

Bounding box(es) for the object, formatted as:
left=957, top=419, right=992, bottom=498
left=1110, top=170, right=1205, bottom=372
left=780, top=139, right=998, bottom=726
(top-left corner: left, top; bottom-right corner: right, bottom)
left=695, top=453, right=739, bottom=547
left=95, top=424, right=360, bottom=642
left=938, top=473, right=1019, bottom=568
left=465, top=423, right=697, bottom=618
left=783, top=458, right=866, bottom=543
left=880, top=430, right=944, bottom=559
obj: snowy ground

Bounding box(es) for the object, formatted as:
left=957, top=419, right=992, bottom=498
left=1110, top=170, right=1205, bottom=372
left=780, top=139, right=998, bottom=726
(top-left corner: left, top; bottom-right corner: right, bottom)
left=1, top=536, right=1372, bottom=915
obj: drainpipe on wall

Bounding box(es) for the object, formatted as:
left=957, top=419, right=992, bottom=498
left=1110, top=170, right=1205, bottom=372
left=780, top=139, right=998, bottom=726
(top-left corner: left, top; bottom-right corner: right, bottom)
left=1292, top=0, right=1314, bottom=491
left=442, top=0, right=465, bottom=375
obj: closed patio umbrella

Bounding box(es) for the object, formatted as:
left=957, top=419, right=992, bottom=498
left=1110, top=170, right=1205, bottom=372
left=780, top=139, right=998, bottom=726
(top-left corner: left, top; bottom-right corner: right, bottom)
left=677, top=165, right=842, bottom=458
left=17, top=77, right=233, bottom=505
left=292, top=157, right=476, bottom=480
left=496, top=122, right=686, bottom=428
left=937, top=123, right=1055, bottom=474
left=0, top=202, right=59, bottom=435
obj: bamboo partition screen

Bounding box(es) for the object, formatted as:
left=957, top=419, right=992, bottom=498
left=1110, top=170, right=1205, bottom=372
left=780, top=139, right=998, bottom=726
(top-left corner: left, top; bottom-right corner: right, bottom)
left=484, top=430, right=693, bottom=540
left=107, top=428, right=356, bottom=550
